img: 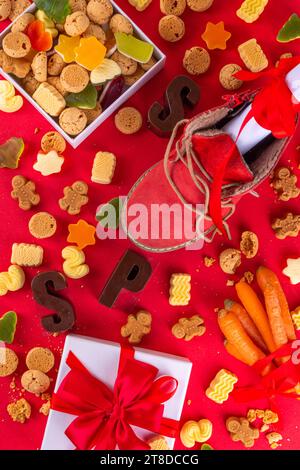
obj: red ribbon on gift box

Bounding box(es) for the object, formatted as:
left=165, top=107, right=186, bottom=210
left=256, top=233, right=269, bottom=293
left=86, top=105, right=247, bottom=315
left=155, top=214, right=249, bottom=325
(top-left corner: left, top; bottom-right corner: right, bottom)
left=232, top=342, right=300, bottom=408
left=51, top=346, right=179, bottom=450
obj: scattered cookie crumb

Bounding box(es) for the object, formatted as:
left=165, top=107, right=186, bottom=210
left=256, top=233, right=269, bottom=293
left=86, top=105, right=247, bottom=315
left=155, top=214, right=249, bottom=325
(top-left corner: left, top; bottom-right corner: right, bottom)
left=240, top=231, right=259, bottom=258
left=34, top=128, right=40, bottom=135
left=266, top=432, right=283, bottom=449
left=204, top=256, right=215, bottom=267
left=219, top=248, right=241, bottom=274
left=243, top=271, right=254, bottom=284
left=226, top=279, right=235, bottom=287
left=7, top=398, right=31, bottom=423
left=39, top=401, right=51, bottom=416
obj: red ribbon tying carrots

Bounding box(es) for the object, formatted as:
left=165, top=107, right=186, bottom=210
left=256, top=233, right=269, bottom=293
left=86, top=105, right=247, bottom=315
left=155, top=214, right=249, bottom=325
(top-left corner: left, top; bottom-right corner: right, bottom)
left=232, top=342, right=300, bottom=407
left=209, top=56, right=300, bottom=237
left=51, top=347, right=179, bottom=450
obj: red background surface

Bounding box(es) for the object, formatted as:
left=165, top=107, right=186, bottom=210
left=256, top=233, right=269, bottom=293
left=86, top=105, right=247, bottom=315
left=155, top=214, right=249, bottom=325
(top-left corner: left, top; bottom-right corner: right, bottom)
left=1, top=0, right=300, bottom=451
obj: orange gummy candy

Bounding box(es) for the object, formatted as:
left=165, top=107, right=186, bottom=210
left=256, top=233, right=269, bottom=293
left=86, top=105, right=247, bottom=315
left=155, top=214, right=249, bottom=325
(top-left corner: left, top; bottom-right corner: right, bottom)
left=27, top=20, right=53, bottom=52
left=67, top=219, right=96, bottom=250
left=201, top=21, right=232, bottom=50
left=75, top=37, right=107, bottom=71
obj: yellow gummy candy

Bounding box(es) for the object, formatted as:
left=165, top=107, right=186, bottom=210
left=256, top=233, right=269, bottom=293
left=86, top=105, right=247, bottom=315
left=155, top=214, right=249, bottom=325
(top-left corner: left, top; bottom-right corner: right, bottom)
left=62, top=246, right=89, bottom=279
left=75, top=37, right=107, bottom=71
left=0, top=265, right=25, bottom=296
left=55, top=35, right=81, bottom=63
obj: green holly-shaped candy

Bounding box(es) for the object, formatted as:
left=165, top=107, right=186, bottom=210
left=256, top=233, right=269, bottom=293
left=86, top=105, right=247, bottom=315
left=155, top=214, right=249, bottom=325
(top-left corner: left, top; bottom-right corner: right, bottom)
left=277, top=13, right=300, bottom=43
left=0, top=311, right=17, bottom=344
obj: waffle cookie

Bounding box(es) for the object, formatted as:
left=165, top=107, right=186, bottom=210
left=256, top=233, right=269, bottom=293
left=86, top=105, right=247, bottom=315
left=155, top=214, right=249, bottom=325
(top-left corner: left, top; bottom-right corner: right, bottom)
left=238, top=38, right=268, bottom=72
left=236, top=0, right=269, bottom=23
left=206, top=369, right=238, bottom=404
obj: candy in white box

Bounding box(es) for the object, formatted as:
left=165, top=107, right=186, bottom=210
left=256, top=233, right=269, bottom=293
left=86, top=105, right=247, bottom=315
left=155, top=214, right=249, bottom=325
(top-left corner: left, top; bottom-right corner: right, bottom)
left=0, top=2, right=166, bottom=148
left=41, top=334, right=192, bottom=450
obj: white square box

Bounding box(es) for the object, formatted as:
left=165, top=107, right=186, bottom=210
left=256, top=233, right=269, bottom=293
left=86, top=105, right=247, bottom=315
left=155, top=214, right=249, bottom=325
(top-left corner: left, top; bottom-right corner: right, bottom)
left=0, top=2, right=166, bottom=148
left=41, top=334, right=192, bottom=450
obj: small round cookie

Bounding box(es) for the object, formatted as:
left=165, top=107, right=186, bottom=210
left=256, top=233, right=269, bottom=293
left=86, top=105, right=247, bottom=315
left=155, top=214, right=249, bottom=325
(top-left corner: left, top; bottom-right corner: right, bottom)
left=11, top=13, right=35, bottom=33
left=64, top=11, right=90, bottom=37
left=9, top=0, right=31, bottom=21
left=59, top=107, right=88, bottom=136
left=47, top=76, right=68, bottom=96
left=219, top=248, right=241, bottom=274
left=160, top=0, right=186, bottom=16
left=82, top=23, right=106, bottom=44
left=124, top=66, right=145, bottom=86
left=69, top=0, right=87, bottom=13
left=60, top=64, right=89, bottom=93
left=219, top=64, right=243, bottom=90
left=28, top=212, right=57, bottom=239
left=0, top=348, right=18, bottom=377
left=141, top=56, right=157, bottom=71
left=109, top=14, right=133, bottom=35
left=32, top=51, right=47, bottom=82
left=115, top=107, right=143, bottom=135
left=183, top=47, right=210, bottom=75
left=187, top=0, right=214, bottom=12
left=0, top=0, right=11, bottom=21
left=21, top=369, right=50, bottom=394
left=41, top=131, right=67, bottom=153
left=22, top=71, right=39, bottom=95
left=111, top=50, right=137, bottom=76
left=158, top=15, right=185, bottom=42
left=2, top=32, right=31, bottom=58
left=87, top=0, right=113, bottom=25
left=84, top=102, right=102, bottom=125
left=26, top=347, right=55, bottom=373
left=47, top=53, right=65, bottom=76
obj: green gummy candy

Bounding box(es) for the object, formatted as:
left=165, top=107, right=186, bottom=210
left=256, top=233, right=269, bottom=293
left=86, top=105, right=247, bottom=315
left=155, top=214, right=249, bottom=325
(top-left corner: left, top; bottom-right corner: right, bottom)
left=96, top=197, right=121, bottom=229
left=277, top=13, right=300, bottom=43
left=201, top=444, right=214, bottom=450
left=115, top=32, right=154, bottom=64
left=0, top=311, right=17, bottom=344
left=0, top=137, right=24, bottom=169
left=66, top=83, right=98, bottom=110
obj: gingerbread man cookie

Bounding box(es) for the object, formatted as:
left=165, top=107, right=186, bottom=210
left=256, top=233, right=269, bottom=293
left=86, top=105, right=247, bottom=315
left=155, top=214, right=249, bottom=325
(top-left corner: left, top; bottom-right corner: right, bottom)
left=172, top=315, right=206, bottom=341
left=226, top=417, right=259, bottom=448
left=11, top=175, right=40, bottom=210
left=272, top=213, right=300, bottom=239
left=121, top=310, right=152, bottom=344
left=59, top=181, right=89, bottom=215
left=271, top=167, right=300, bottom=201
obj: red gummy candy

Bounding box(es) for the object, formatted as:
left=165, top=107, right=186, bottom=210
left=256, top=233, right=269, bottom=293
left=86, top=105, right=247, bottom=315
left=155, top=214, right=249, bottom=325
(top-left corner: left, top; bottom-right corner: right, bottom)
left=27, top=20, right=53, bottom=52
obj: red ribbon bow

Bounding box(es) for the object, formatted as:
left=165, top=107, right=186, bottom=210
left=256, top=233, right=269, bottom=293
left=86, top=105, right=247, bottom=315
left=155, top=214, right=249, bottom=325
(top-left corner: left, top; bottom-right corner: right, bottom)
left=209, top=56, right=300, bottom=237
left=51, top=349, right=179, bottom=450
left=232, top=342, right=300, bottom=406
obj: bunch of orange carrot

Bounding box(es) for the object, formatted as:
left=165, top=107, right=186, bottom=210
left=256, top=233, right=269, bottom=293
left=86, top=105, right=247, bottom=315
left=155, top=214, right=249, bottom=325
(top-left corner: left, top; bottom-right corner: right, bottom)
left=218, top=266, right=296, bottom=374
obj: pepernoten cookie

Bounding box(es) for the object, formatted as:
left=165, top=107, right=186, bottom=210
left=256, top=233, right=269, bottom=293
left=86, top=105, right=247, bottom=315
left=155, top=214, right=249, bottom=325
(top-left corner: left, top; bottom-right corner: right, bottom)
left=111, top=50, right=137, bottom=76
left=47, top=53, right=65, bottom=76
left=159, top=15, right=185, bottom=42
left=26, top=347, right=55, bottom=373
left=87, top=0, right=113, bottom=25
left=84, top=102, right=102, bottom=124
left=183, top=47, right=210, bottom=75
left=33, top=82, right=66, bottom=117
left=22, top=72, right=39, bottom=95
left=60, top=64, right=89, bottom=93
left=69, top=0, right=87, bottom=13
left=9, top=0, right=31, bottom=21
left=160, top=0, right=186, bottom=16
left=0, top=49, right=31, bottom=79
left=187, top=0, right=214, bottom=11
left=114, top=107, right=142, bottom=134
left=41, top=131, right=66, bottom=154
left=2, top=32, right=31, bottom=58
left=83, top=23, right=106, bottom=43
left=21, top=369, right=50, bottom=394
left=59, top=107, right=88, bottom=136
left=110, top=14, right=133, bottom=35
left=219, top=64, right=243, bottom=90
left=32, top=51, right=47, bottom=82
left=7, top=398, right=31, bottom=423
left=29, top=212, right=57, bottom=239
left=0, top=0, right=11, bottom=21
left=124, top=66, right=145, bottom=86
left=0, top=347, right=18, bottom=377
left=47, top=76, right=68, bottom=97
left=11, top=13, right=35, bottom=33
left=64, top=11, right=90, bottom=37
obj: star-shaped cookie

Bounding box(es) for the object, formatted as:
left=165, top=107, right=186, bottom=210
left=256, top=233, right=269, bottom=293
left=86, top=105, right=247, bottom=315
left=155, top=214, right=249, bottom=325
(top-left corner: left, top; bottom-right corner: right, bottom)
left=67, top=219, right=96, bottom=250
left=201, top=21, right=232, bottom=50
left=283, top=258, right=300, bottom=285
left=33, top=150, right=64, bottom=176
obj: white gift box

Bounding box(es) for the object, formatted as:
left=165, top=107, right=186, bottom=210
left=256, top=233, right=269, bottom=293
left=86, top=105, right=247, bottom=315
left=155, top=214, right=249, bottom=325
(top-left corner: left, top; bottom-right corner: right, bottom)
left=0, top=3, right=166, bottom=148
left=41, top=334, right=192, bottom=450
